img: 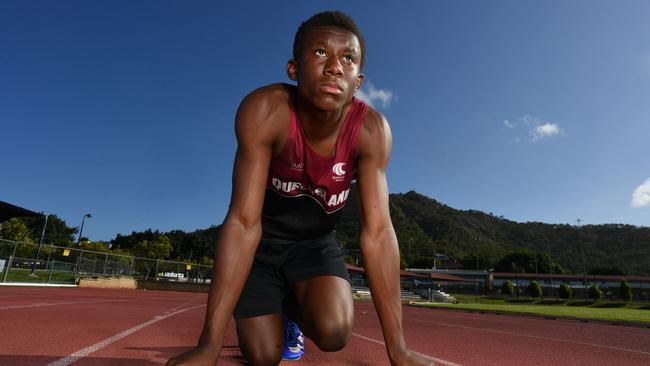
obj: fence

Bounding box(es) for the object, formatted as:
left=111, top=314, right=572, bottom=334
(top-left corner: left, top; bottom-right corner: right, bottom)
left=0, top=239, right=213, bottom=285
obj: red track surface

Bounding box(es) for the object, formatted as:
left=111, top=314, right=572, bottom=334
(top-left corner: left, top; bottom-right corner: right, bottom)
left=1, top=287, right=649, bottom=365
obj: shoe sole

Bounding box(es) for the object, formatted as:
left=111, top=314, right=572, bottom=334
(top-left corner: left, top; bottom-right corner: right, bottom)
left=281, top=352, right=304, bottom=361
left=281, top=356, right=303, bottom=361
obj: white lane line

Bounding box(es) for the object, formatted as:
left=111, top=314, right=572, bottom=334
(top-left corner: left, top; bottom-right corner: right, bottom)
left=422, top=307, right=650, bottom=336
left=407, top=317, right=650, bottom=356
left=352, top=332, right=462, bottom=366
left=0, top=299, right=128, bottom=310
left=46, top=304, right=205, bottom=366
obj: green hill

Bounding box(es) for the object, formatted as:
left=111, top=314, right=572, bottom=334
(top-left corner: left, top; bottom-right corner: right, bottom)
left=336, top=190, right=650, bottom=276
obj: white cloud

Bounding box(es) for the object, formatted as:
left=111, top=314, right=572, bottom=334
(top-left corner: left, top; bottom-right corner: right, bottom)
left=531, top=123, right=561, bottom=141
left=631, top=178, right=650, bottom=208
left=503, top=114, right=564, bottom=142
left=355, top=81, right=393, bottom=108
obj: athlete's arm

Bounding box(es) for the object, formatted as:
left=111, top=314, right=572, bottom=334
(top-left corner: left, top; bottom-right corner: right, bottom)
left=166, top=87, right=283, bottom=366
left=356, top=110, right=432, bottom=366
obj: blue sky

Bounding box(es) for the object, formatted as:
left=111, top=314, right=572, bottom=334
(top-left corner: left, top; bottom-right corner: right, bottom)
left=1, top=1, right=649, bottom=241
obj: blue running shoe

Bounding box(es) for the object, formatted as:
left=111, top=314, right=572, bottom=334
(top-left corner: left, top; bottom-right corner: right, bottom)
left=281, top=316, right=305, bottom=361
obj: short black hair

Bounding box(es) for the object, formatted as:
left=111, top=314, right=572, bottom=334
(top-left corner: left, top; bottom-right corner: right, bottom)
left=293, top=11, right=365, bottom=69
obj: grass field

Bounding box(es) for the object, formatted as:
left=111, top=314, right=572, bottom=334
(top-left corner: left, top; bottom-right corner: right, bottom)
left=3, top=268, right=75, bottom=283
left=420, top=295, right=650, bottom=324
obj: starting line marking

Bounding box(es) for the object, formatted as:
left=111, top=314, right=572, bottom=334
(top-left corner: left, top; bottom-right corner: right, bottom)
left=46, top=304, right=205, bottom=366
left=352, top=332, right=462, bottom=366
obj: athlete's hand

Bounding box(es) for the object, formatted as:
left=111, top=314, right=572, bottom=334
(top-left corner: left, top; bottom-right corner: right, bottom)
left=390, top=349, right=435, bottom=366
left=165, top=346, right=219, bottom=366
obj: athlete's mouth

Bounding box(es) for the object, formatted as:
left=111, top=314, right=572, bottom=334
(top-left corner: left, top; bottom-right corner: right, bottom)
left=319, top=82, right=343, bottom=95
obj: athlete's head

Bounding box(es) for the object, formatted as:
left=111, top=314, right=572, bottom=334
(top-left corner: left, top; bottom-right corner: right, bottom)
left=288, top=11, right=365, bottom=110
left=293, top=11, right=366, bottom=70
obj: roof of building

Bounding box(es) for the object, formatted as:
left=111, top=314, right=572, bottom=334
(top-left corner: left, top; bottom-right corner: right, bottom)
left=345, top=264, right=430, bottom=279
left=428, top=273, right=471, bottom=282
left=400, top=270, right=428, bottom=278
left=403, top=269, right=470, bottom=282
left=0, top=201, right=41, bottom=223
left=492, top=272, right=650, bottom=282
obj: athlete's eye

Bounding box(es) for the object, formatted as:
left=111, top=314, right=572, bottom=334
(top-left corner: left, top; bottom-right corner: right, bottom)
left=315, top=49, right=327, bottom=57
left=343, top=55, right=354, bottom=63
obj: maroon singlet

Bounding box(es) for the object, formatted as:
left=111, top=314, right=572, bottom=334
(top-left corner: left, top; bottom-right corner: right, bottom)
left=261, top=92, right=368, bottom=242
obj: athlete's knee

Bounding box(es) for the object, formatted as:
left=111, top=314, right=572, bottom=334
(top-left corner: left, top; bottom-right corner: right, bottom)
left=240, top=345, right=282, bottom=366
left=237, top=329, right=282, bottom=366
left=312, top=319, right=352, bottom=352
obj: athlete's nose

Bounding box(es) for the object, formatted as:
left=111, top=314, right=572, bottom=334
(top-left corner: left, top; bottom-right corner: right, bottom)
left=324, top=56, right=343, bottom=77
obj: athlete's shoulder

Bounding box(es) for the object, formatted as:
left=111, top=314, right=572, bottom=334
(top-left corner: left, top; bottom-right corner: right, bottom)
left=235, top=83, right=294, bottom=138
left=357, top=104, right=392, bottom=160
left=359, top=104, right=390, bottom=139
left=238, top=83, right=294, bottom=117
left=237, top=84, right=293, bottom=128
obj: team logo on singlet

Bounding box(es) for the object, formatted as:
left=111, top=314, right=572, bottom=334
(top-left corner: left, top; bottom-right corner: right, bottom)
left=290, top=161, right=304, bottom=170
left=332, top=162, right=346, bottom=182
left=270, top=177, right=350, bottom=211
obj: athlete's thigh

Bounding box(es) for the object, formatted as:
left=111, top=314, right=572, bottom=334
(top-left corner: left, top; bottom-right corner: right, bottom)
left=236, top=313, right=283, bottom=365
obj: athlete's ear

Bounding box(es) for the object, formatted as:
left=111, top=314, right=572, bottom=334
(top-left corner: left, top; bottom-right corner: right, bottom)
left=287, top=59, right=298, bottom=81
left=355, top=73, right=364, bottom=90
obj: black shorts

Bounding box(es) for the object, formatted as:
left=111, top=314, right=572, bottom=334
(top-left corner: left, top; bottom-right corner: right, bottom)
left=233, top=232, right=350, bottom=319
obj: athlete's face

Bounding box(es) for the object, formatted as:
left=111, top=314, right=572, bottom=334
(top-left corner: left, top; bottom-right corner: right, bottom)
left=287, top=26, right=364, bottom=111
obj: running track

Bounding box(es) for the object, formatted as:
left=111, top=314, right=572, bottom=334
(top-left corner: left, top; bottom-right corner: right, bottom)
left=1, top=287, right=649, bottom=365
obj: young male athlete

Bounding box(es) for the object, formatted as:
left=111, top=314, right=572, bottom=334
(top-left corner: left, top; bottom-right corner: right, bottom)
left=167, top=11, right=432, bottom=366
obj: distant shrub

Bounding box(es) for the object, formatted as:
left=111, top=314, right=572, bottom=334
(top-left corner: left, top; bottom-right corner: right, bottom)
left=527, top=281, right=542, bottom=299
left=501, top=280, right=514, bottom=296
left=559, top=283, right=572, bottom=300
left=588, top=284, right=602, bottom=301
left=618, top=280, right=633, bottom=303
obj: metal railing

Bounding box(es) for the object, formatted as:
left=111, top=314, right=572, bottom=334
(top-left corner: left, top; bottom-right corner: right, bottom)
left=0, top=239, right=213, bottom=285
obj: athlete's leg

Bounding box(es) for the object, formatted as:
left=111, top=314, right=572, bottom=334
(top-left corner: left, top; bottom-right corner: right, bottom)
left=292, top=275, right=354, bottom=352
left=236, top=313, right=283, bottom=366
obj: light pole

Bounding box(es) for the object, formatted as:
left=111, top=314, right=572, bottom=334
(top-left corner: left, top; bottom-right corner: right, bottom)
left=30, top=214, right=49, bottom=275
left=474, top=237, right=481, bottom=303
left=408, top=237, right=413, bottom=270
left=576, top=218, right=588, bottom=299
left=77, top=214, right=92, bottom=245
left=474, top=237, right=481, bottom=270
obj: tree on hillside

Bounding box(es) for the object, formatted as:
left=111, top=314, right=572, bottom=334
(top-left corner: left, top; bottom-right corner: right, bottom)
left=132, top=236, right=173, bottom=260
left=407, top=256, right=425, bottom=268
left=0, top=218, right=35, bottom=258
left=0, top=218, right=33, bottom=243
left=79, top=240, right=109, bottom=254
left=199, top=255, right=214, bottom=267
left=461, top=251, right=493, bottom=271
left=589, top=267, right=625, bottom=275
left=494, top=249, right=563, bottom=274
left=495, top=249, right=536, bottom=273
left=184, top=226, right=220, bottom=260
left=20, top=214, right=76, bottom=246
left=112, top=229, right=163, bottom=251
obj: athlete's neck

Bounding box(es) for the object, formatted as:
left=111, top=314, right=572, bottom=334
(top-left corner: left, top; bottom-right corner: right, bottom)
left=294, top=92, right=352, bottom=142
